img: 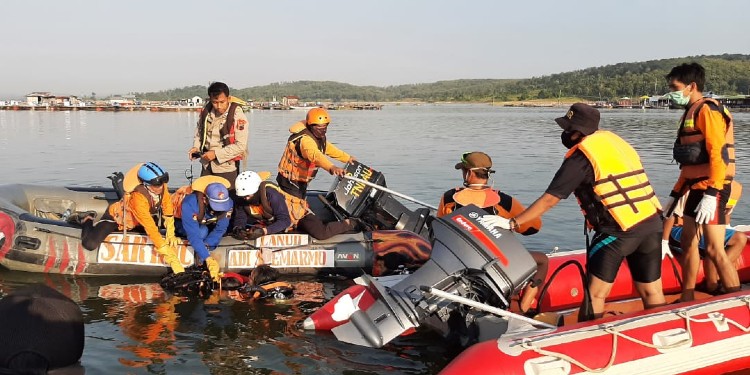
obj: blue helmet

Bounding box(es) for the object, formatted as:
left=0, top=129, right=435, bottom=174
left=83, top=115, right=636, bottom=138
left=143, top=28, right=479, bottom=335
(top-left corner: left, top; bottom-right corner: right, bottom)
left=137, top=162, right=169, bottom=186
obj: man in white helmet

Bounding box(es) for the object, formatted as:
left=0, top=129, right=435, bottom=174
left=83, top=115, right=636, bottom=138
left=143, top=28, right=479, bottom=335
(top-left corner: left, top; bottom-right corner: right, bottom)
left=233, top=171, right=358, bottom=240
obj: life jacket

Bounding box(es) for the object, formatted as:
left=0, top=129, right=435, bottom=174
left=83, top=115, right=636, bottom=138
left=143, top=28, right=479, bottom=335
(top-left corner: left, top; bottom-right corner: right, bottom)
left=566, top=130, right=661, bottom=231
left=277, top=122, right=327, bottom=183
left=673, top=98, right=735, bottom=187
left=242, top=182, right=310, bottom=230
left=171, top=185, right=192, bottom=220
left=197, top=101, right=243, bottom=162
left=246, top=281, right=294, bottom=300
left=171, top=186, right=222, bottom=224
left=441, top=187, right=503, bottom=215
left=108, top=184, right=163, bottom=230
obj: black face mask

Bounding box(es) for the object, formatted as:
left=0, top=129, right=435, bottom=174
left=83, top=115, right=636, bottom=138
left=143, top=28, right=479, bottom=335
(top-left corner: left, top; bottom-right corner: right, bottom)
left=309, top=125, right=327, bottom=139
left=561, top=131, right=581, bottom=149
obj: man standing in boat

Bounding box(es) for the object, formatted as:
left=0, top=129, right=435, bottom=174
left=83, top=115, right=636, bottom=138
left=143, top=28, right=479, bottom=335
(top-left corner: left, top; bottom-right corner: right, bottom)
left=485, top=103, right=666, bottom=320
left=188, top=82, right=249, bottom=189
left=437, top=151, right=549, bottom=314
left=276, top=107, right=355, bottom=198
left=661, top=62, right=739, bottom=302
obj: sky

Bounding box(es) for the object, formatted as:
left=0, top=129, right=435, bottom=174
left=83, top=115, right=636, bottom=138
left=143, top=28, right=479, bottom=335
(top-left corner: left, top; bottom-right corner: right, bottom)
left=1, top=0, right=748, bottom=98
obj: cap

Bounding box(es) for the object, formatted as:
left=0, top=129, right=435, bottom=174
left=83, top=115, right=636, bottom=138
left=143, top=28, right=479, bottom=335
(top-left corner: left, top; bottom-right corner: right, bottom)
left=205, top=183, right=233, bottom=212
left=455, top=152, right=494, bottom=172
left=0, top=284, right=84, bottom=372
left=555, top=103, right=600, bottom=136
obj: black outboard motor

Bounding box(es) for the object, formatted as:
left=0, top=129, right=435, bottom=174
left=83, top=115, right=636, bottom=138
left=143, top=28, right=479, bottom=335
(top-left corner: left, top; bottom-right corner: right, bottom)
left=322, top=161, right=431, bottom=238
left=326, top=205, right=538, bottom=347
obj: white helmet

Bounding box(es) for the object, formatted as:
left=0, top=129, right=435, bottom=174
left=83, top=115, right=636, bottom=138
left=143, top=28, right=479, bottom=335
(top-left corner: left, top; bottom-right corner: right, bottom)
left=235, top=171, right=262, bottom=197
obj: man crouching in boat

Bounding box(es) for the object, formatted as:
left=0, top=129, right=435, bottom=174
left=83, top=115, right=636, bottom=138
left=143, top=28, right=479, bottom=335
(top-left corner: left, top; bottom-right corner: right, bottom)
left=232, top=171, right=358, bottom=241
left=439, top=151, right=549, bottom=315
left=173, top=176, right=233, bottom=283
left=485, top=103, right=666, bottom=320
left=80, top=162, right=185, bottom=274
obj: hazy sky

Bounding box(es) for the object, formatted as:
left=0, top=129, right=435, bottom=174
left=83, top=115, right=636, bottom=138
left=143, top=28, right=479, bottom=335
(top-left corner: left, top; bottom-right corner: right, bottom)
left=1, top=0, right=747, bottom=98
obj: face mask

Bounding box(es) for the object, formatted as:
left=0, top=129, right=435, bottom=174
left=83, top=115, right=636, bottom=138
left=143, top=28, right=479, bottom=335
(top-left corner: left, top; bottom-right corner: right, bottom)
left=309, top=125, right=327, bottom=139
left=665, top=86, right=691, bottom=107
left=561, top=131, right=581, bottom=149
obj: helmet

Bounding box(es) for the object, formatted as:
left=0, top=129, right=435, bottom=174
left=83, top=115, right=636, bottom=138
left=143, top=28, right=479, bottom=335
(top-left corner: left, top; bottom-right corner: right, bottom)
left=205, top=183, right=233, bottom=212
left=137, top=162, right=169, bottom=186
left=306, top=108, right=330, bottom=126
left=235, top=171, right=262, bottom=197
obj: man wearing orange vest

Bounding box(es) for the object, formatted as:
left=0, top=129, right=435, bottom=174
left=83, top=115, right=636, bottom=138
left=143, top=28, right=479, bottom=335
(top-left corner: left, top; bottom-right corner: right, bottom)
left=188, top=82, right=249, bottom=189
left=438, top=151, right=548, bottom=314
left=484, top=103, right=666, bottom=320
left=276, top=107, right=355, bottom=198
left=661, top=62, right=739, bottom=302
left=80, top=162, right=184, bottom=274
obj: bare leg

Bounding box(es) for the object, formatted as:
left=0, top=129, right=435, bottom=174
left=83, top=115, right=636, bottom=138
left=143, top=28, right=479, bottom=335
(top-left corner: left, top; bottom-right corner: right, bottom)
left=519, top=251, right=549, bottom=313
left=704, top=231, right=746, bottom=291
left=635, top=279, right=666, bottom=309
left=703, top=224, right=741, bottom=292
left=586, top=274, right=614, bottom=319
left=680, top=219, right=701, bottom=301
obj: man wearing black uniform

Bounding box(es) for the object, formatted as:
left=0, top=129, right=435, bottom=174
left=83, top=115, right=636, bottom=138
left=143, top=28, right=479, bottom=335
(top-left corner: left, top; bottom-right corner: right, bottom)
left=484, top=103, right=666, bottom=320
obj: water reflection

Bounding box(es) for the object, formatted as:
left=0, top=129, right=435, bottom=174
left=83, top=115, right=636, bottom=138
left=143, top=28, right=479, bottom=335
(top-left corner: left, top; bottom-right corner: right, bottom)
left=0, top=107, right=748, bottom=373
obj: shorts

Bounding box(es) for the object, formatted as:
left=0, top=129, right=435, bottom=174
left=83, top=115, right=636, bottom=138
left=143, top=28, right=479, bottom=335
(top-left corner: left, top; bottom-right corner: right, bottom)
left=587, top=230, right=662, bottom=284
left=683, top=184, right=731, bottom=225
left=669, top=226, right=735, bottom=256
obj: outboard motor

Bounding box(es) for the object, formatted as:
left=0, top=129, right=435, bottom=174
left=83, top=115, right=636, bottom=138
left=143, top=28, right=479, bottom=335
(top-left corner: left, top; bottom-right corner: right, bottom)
left=312, top=205, right=539, bottom=347
left=323, top=161, right=431, bottom=237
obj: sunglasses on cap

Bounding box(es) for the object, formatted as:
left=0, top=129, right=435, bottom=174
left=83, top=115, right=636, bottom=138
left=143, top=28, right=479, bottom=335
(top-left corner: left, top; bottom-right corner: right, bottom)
left=144, top=173, right=169, bottom=186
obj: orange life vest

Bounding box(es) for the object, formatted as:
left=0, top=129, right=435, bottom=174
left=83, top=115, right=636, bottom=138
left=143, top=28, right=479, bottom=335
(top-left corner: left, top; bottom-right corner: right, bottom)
left=566, top=130, right=661, bottom=231
left=277, top=123, right=326, bottom=183
left=440, top=187, right=502, bottom=216
left=674, top=97, right=735, bottom=189
left=171, top=185, right=192, bottom=220
left=108, top=184, right=163, bottom=230
left=249, top=281, right=294, bottom=299
left=243, top=182, right=309, bottom=230
left=197, top=101, right=243, bottom=162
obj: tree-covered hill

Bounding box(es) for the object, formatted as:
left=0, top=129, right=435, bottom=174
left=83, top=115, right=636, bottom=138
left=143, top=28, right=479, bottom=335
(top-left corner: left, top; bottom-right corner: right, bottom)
left=134, top=54, right=750, bottom=102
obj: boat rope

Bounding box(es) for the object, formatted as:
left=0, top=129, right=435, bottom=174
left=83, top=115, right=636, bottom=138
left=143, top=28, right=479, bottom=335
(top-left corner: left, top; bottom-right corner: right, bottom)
left=519, top=296, right=750, bottom=373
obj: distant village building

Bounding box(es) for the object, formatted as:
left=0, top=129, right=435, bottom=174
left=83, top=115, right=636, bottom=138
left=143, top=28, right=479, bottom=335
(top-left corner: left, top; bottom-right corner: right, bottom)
left=282, top=95, right=300, bottom=107
left=108, top=94, right=136, bottom=106
left=25, top=92, right=80, bottom=106
left=189, top=96, right=203, bottom=106
left=616, top=97, right=633, bottom=108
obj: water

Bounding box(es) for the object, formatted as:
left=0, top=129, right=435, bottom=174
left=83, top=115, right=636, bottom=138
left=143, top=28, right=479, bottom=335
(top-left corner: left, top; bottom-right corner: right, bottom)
left=0, top=105, right=749, bottom=373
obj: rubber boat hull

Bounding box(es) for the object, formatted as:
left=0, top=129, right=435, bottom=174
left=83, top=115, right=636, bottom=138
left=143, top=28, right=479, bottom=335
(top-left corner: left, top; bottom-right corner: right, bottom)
left=440, top=290, right=750, bottom=375
left=0, top=184, right=430, bottom=276
left=538, top=243, right=750, bottom=312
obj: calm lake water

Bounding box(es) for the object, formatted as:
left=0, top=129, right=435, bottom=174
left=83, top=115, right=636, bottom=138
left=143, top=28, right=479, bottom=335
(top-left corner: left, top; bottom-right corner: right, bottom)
left=0, top=105, right=749, bottom=374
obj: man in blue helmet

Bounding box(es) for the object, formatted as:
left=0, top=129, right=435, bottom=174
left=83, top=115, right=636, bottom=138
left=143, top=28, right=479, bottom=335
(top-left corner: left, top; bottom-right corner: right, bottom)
left=81, top=162, right=184, bottom=274
left=174, top=176, right=233, bottom=282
